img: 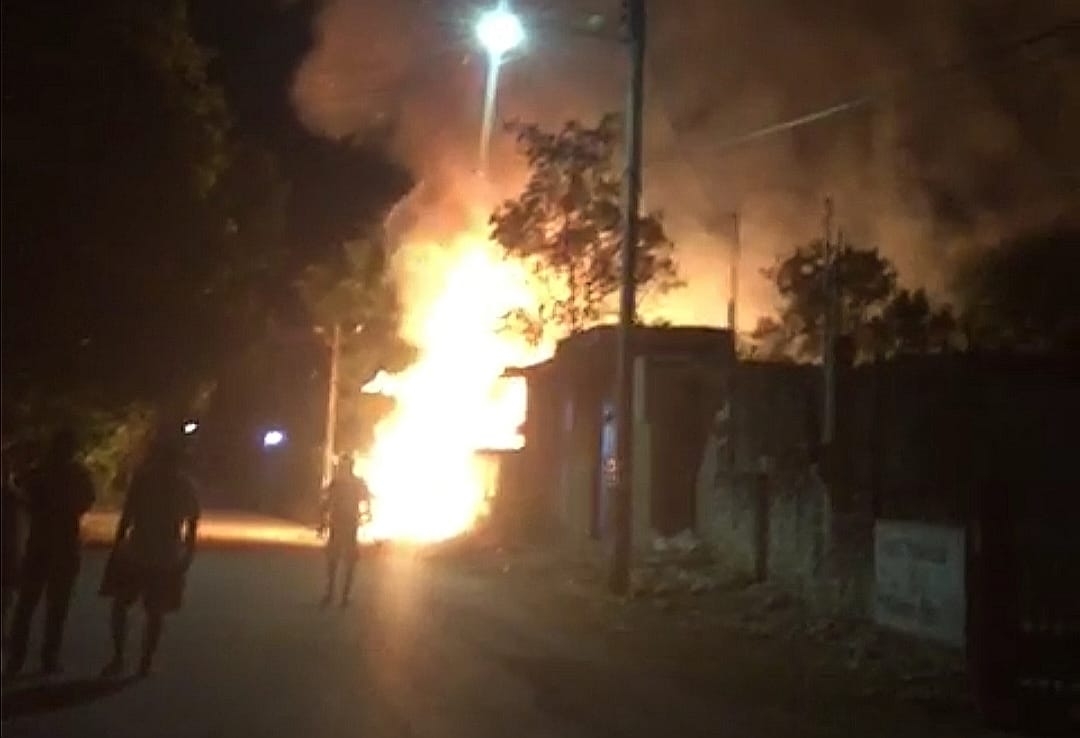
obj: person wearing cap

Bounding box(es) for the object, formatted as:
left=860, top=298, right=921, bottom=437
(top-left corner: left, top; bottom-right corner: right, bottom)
left=4, top=429, right=95, bottom=676
left=100, top=428, right=199, bottom=678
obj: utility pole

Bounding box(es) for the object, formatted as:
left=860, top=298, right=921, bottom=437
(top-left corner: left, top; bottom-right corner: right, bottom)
left=724, top=212, right=739, bottom=479
left=821, top=198, right=837, bottom=446
left=321, top=322, right=342, bottom=488
left=728, top=211, right=740, bottom=333
left=610, top=0, right=645, bottom=595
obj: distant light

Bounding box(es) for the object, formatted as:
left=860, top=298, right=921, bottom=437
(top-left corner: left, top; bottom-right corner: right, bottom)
left=182, top=421, right=199, bottom=436
left=476, top=4, right=525, bottom=57
left=262, top=429, right=286, bottom=448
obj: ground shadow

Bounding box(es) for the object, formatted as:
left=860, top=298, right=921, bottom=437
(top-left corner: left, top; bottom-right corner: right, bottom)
left=1, top=676, right=136, bottom=720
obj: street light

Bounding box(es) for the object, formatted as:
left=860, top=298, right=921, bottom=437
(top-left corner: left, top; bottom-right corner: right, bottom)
left=475, top=3, right=525, bottom=174
left=475, top=4, right=525, bottom=57
left=262, top=429, right=286, bottom=449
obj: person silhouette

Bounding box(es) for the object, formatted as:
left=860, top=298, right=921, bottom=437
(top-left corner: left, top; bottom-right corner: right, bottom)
left=4, top=429, right=95, bottom=676
left=100, top=429, right=199, bottom=678
left=318, top=457, right=371, bottom=608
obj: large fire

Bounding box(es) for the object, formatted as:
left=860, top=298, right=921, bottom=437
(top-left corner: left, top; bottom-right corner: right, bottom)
left=356, top=223, right=551, bottom=543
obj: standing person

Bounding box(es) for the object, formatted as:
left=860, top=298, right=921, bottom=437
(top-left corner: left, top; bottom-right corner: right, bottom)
left=4, top=429, right=95, bottom=676
left=100, top=431, right=199, bottom=678
left=318, top=457, right=371, bottom=608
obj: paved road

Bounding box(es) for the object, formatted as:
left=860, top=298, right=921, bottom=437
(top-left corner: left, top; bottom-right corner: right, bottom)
left=80, top=509, right=324, bottom=548
left=2, top=547, right=992, bottom=738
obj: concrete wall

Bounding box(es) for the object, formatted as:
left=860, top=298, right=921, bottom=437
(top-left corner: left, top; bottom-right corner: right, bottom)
left=514, top=326, right=735, bottom=552
left=698, top=452, right=867, bottom=614
left=634, top=355, right=724, bottom=540
left=515, top=325, right=1076, bottom=628
left=695, top=353, right=1080, bottom=626
left=696, top=437, right=758, bottom=574
left=873, top=520, right=967, bottom=647
left=558, top=390, right=600, bottom=544
left=571, top=351, right=747, bottom=551
left=695, top=362, right=860, bottom=610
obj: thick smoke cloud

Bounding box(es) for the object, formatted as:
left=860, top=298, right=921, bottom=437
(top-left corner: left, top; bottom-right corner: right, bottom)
left=293, top=0, right=1079, bottom=328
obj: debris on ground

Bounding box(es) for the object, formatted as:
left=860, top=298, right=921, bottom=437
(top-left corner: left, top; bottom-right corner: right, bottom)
left=635, top=564, right=966, bottom=707
left=490, top=542, right=975, bottom=718
left=629, top=564, right=732, bottom=599
left=651, top=529, right=702, bottom=555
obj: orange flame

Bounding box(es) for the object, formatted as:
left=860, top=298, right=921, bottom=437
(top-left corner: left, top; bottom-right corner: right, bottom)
left=357, top=224, right=551, bottom=542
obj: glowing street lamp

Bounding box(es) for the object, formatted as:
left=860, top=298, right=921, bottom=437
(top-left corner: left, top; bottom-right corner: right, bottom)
left=474, top=3, right=525, bottom=174
left=262, top=429, right=286, bottom=449
left=475, top=4, right=525, bottom=57
left=182, top=421, right=199, bottom=436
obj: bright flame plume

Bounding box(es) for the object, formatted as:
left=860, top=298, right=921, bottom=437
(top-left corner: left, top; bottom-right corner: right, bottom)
left=358, top=224, right=550, bottom=542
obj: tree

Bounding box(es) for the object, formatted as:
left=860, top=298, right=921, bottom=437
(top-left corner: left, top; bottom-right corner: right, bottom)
left=756, top=240, right=896, bottom=359
left=296, top=232, right=416, bottom=375
left=0, top=1, right=323, bottom=508
left=490, top=114, right=681, bottom=344
left=747, top=316, right=799, bottom=362
left=207, top=139, right=292, bottom=329
left=78, top=404, right=158, bottom=508
left=953, top=226, right=1080, bottom=352
left=865, top=288, right=959, bottom=357
left=2, top=0, right=232, bottom=408
left=1, top=392, right=156, bottom=508
left=2, top=0, right=415, bottom=509
left=296, top=234, right=417, bottom=453
left=755, top=240, right=958, bottom=361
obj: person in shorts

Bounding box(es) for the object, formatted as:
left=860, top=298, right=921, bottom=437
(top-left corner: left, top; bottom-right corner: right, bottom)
left=100, top=431, right=199, bottom=677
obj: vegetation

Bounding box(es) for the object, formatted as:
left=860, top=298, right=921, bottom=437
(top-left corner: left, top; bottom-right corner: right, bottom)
left=952, top=226, right=1080, bottom=352
left=751, top=240, right=959, bottom=361
left=752, top=224, right=1080, bottom=362
left=490, top=114, right=681, bottom=345
left=295, top=234, right=417, bottom=453
left=1, top=0, right=411, bottom=501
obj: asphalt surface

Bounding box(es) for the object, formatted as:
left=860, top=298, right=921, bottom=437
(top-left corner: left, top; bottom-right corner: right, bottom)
left=80, top=509, right=325, bottom=548
left=2, top=544, right=998, bottom=738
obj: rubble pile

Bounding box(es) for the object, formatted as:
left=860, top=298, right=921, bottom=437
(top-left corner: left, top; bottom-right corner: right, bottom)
left=488, top=535, right=970, bottom=711
left=627, top=530, right=738, bottom=599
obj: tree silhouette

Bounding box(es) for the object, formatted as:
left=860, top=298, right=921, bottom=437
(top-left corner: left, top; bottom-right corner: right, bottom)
left=755, top=240, right=958, bottom=360
left=954, top=226, right=1080, bottom=352
left=490, top=115, right=681, bottom=345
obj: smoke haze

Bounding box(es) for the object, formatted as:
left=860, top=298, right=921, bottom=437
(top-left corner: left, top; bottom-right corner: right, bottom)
left=292, top=0, right=1079, bottom=329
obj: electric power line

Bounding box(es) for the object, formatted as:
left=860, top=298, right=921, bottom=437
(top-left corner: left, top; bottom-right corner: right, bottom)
left=643, top=19, right=1079, bottom=226
left=661, top=20, right=1079, bottom=158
